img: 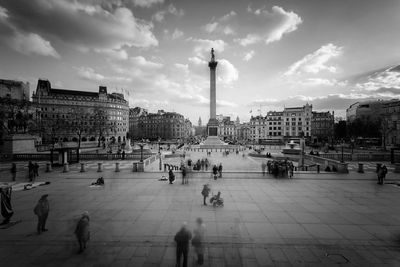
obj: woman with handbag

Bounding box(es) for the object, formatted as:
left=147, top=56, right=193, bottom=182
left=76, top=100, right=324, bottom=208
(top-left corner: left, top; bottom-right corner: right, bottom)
left=192, top=217, right=206, bottom=265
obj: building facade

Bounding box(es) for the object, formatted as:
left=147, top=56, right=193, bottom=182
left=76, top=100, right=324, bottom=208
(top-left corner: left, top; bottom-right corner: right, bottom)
left=282, top=104, right=312, bottom=139
left=32, top=79, right=129, bottom=144
left=129, top=107, right=148, bottom=140
left=137, top=110, right=192, bottom=141
left=381, top=100, right=400, bottom=147
left=311, top=111, right=334, bottom=143
left=0, top=79, right=30, bottom=101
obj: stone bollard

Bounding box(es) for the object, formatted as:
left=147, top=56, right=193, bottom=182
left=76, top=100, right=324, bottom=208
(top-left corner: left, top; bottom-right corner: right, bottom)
left=358, top=163, right=364, bottom=173
left=137, top=162, right=144, bottom=172
left=394, top=163, right=400, bottom=173
left=63, top=163, right=69, bottom=173
left=80, top=163, right=86, bottom=172
left=317, top=164, right=320, bottom=173
left=115, top=162, right=120, bottom=172
left=97, top=162, right=103, bottom=172
left=132, top=162, right=137, bottom=172
left=164, top=163, right=166, bottom=172
left=46, top=163, right=52, bottom=172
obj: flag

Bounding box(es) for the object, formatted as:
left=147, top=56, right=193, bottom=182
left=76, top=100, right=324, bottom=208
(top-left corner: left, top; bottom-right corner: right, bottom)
left=249, top=110, right=252, bottom=113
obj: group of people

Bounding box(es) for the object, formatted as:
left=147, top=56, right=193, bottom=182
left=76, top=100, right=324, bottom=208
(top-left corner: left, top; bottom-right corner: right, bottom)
left=174, top=218, right=206, bottom=266
left=261, top=159, right=294, bottom=178
left=33, top=194, right=90, bottom=254
left=191, top=158, right=210, bottom=171
left=28, top=161, right=40, bottom=182
left=212, top=163, right=223, bottom=179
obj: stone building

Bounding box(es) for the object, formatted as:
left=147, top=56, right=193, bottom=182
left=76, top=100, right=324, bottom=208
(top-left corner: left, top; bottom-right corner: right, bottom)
left=0, top=79, right=36, bottom=138
left=218, top=116, right=236, bottom=141
left=346, top=100, right=396, bottom=122
left=0, top=79, right=30, bottom=101
left=381, top=100, right=400, bottom=147
left=265, top=111, right=283, bottom=143
left=137, top=110, right=192, bottom=141
left=311, top=111, right=334, bottom=143
left=129, top=107, right=148, bottom=140
left=249, top=115, right=267, bottom=143
left=282, top=104, right=313, bottom=140
left=32, top=79, right=129, bottom=144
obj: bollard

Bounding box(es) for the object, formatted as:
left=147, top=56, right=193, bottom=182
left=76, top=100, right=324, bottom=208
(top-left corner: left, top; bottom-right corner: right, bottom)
left=63, top=163, right=69, bottom=173
left=164, top=164, right=166, bottom=172
left=80, top=163, right=86, bottom=172
left=115, top=162, right=120, bottom=172
left=132, top=162, right=137, bottom=172
left=46, top=163, right=52, bottom=172
left=358, top=163, right=364, bottom=173
left=394, top=163, right=400, bottom=173
left=317, top=164, right=320, bottom=173
left=97, top=162, right=103, bottom=172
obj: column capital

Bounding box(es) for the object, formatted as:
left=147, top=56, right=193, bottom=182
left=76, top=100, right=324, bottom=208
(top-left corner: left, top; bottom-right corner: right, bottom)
left=208, top=61, right=218, bottom=69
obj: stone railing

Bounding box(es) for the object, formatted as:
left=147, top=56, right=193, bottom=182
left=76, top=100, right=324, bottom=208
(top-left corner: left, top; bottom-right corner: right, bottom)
left=317, top=152, right=392, bottom=162
left=303, top=154, right=348, bottom=173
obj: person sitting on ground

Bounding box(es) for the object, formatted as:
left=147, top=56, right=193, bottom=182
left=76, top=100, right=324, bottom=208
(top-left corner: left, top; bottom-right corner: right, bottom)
left=91, top=177, right=104, bottom=186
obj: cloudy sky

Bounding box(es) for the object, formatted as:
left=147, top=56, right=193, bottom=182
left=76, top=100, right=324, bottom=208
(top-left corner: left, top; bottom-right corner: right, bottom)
left=0, top=0, right=400, bottom=123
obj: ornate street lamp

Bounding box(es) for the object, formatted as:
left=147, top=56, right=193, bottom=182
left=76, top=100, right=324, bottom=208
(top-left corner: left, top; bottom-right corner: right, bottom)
left=158, top=137, right=162, bottom=170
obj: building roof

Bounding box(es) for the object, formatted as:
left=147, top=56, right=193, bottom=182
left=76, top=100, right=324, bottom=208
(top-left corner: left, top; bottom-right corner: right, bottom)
left=50, top=88, right=98, bottom=97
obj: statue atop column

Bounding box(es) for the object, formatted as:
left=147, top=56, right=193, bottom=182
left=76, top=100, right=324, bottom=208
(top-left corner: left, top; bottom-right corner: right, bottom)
left=211, top=48, right=215, bottom=61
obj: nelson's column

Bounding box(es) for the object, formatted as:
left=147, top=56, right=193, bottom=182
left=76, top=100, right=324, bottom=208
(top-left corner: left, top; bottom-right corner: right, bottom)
left=203, top=48, right=224, bottom=146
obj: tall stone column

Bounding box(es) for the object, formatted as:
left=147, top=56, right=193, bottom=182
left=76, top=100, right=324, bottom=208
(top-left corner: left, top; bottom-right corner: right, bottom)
left=209, top=57, right=217, bottom=119
left=207, top=48, right=219, bottom=136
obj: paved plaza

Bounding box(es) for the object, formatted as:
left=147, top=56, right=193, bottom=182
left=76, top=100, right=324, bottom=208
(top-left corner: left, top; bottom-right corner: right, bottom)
left=1, top=151, right=400, bottom=266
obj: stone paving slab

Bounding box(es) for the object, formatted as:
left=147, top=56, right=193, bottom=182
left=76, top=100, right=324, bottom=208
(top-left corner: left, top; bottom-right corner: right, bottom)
left=1, top=166, right=400, bottom=266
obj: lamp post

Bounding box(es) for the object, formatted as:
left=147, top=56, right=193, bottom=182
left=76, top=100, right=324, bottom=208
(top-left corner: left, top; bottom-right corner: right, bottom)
left=139, top=139, right=145, bottom=163
left=341, top=140, right=344, bottom=163
left=158, top=137, right=162, bottom=171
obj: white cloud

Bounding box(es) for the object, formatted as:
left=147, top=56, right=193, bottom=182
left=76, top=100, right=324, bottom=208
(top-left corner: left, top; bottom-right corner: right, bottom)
left=1, top=1, right=158, bottom=51
left=355, top=66, right=400, bottom=91
left=236, top=6, right=302, bottom=46
left=201, top=11, right=236, bottom=35
left=95, top=48, right=128, bottom=60
left=263, top=6, right=303, bottom=44
left=192, top=39, right=227, bottom=58
left=132, top=0, right=164, bottom=8
left=130, top=56, right=163, bottom=69
left=76, top=66, right=105, bottom=82
left=234, top=34, right=261, bottom=47
left=152, top=4, right=184, bottom=22
left=243, top=50, right=255, bottom=61
left=188, top=56, right=207, bottom=65
left=218, top=59, right=239, bottom=84
left=172, top=28, right=183, bottom=39
left=284, top=43, right=343, bottom=76
left=204, top=22, right=218, bottom=33
left=11, top=32, right=60, bottom=58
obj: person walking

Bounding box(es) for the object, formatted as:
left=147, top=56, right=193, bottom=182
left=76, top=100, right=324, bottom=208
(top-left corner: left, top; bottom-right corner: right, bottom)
left=205, top=158, right=209, bottom=171
left=28, top=161, right=34, bottom=182
left=212, top=165, right=218, bottom=180
left=169, top=169, right=175, bottom=184
left=218, top=163, right=223, bottom=178
left=11, top=163, right=17, bottom=181
left=34, top=162, right=39, bottom=178
left=174, top=222, right=192, bottom=267
left=192, top=218, right=206, bottom=265
left=33, top=194, right=49, bottom=234
left=201, top=184, right=210, bottom=206
left=377, top=164, right=388, bottom=185
left=181, top=166, right=187, bottom=185
left=75, top=211, right=90, bottom=254
left=261, top=161, right=267, bottom=176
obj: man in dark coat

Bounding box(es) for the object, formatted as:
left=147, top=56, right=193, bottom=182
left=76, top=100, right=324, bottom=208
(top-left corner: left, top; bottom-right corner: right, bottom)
left=181, top=166, right=187, bottom=184
left=75, top=211, right=90, bottom=253
left=218, top=163, right=223, bottom=178
left=212, top=165, right=218, bottom=180
left=174, top=222, right=192, bottom=267
left=34, top=194, right=49, bottom=234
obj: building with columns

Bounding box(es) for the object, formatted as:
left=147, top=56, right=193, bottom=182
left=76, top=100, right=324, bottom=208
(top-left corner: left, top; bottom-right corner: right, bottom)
left=32, top=79, right=129, bottom=144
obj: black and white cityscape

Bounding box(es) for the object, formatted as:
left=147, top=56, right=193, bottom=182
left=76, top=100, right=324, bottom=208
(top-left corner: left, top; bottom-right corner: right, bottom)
left=0, top=0, right=400, bottom=266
